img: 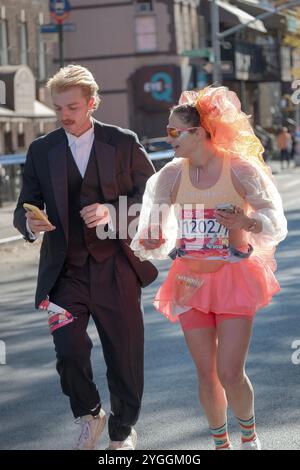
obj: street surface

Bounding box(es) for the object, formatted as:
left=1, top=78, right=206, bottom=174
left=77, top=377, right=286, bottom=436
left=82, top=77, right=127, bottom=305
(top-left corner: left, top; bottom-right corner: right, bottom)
left=0, top=165, right=299, bottom=450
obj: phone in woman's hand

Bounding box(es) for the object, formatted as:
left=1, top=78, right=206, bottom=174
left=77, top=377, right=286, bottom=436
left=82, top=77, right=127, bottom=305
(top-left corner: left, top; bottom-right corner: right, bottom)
left=215, top=204, right=236, bottom=213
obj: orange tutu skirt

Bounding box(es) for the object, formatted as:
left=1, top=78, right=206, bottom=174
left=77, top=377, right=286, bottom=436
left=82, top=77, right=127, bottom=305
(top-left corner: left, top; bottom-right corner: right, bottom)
left=153, top=256, right=280, bottom=323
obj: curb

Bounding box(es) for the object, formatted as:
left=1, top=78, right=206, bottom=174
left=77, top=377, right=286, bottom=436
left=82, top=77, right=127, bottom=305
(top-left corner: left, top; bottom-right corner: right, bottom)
left=0, top=235, right=23, bottom=245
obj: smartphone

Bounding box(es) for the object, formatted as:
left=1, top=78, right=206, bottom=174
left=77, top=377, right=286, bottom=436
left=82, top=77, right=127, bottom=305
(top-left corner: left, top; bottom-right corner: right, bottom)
left=215, top=203, right=236, bottom=213
left=23, top=203, right=52, bottom=226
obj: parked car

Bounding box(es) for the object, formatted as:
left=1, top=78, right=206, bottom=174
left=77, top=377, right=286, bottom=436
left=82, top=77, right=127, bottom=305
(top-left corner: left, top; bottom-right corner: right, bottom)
left=142, top=137, right=174, bottom=170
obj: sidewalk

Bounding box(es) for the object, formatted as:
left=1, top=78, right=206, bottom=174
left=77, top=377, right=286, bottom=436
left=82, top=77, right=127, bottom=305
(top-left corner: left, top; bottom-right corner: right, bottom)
left=0, top=202, right=21, bottom=242
left=0, top=160, right=293, bottom=243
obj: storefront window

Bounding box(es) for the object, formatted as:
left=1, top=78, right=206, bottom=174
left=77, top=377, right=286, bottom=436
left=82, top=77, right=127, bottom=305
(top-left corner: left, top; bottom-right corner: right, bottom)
left=135, top=1, right=153, bottom=13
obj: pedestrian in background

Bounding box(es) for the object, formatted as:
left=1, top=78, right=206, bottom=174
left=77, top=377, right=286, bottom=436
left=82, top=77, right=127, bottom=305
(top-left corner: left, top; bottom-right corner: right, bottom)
left=277, top=127, right=292, bottom=170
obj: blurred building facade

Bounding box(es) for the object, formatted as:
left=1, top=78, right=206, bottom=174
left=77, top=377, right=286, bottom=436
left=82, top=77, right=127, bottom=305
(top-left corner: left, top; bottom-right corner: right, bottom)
left=0, top=0, right=297, bottom=143
left=0, top=0, right=299, bottom=203
left=0, top=0, right=56, bottom=156
left=57, top=0, right=300, bottom=138
left=197, top=0, right=300, bottom=133
left=59, top=0, right=201, bottom=138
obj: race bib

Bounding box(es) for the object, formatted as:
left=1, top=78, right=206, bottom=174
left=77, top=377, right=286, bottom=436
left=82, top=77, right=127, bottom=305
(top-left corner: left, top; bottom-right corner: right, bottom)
left=179, top=208, right=230, bottom=258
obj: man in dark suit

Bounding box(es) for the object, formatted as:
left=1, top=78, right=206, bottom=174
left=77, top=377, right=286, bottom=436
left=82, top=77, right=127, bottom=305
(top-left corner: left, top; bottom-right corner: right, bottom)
left=13, top=65, right=157, bottom=450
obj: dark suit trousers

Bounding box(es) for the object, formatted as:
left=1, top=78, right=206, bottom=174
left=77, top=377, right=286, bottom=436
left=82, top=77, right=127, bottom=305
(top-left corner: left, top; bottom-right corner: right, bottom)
left=49, top=252, right=144, bottom=441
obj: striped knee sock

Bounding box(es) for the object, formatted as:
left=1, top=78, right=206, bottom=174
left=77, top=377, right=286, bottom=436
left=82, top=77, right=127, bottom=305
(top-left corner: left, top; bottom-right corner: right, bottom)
left=237, top=416, right=256, bottom=443
left=210, top=422, right=231, bottom=450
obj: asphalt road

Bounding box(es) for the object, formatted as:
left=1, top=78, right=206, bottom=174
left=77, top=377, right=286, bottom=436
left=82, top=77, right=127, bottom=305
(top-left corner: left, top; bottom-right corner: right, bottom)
left=0, top=166, right=299, bottom=450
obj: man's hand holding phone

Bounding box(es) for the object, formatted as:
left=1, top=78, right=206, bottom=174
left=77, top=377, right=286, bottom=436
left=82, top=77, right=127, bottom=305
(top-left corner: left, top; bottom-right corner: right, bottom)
left=23, top=203, right=56, bottom=235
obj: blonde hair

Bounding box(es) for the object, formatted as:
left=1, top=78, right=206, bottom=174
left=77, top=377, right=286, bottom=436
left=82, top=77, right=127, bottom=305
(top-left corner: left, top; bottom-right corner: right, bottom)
left=47, top=64, right=100, bottom=112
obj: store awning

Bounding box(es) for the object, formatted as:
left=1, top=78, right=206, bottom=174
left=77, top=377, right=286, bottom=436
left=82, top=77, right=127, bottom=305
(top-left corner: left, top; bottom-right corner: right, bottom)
left=217, top=0, right=267, bottom=33
left=233, top=0, right=285, bottom=29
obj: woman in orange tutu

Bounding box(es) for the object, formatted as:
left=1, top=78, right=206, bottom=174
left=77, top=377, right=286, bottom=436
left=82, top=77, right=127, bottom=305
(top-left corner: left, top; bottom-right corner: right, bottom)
left=131, top=86, right=287, bottom=450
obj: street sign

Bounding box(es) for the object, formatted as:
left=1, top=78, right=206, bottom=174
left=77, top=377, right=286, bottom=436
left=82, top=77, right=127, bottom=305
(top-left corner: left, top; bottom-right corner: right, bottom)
left=181, top=48, right=213, bottom=60
left=49, top=0, right=72, bottom=67
left=49, top=0, right=71, bottom=24
left=41, top=22, right=76, bottom=33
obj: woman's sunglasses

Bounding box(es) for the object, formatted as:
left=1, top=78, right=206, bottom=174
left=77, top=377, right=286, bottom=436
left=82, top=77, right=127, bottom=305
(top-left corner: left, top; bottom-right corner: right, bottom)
left=166, top=126, right=200, bottom=138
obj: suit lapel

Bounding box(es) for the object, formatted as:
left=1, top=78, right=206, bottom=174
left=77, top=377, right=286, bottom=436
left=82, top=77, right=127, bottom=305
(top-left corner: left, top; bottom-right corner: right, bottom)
left=48, top=131, right=69, bottom=240
left=93, top=122, right=118, bottom=201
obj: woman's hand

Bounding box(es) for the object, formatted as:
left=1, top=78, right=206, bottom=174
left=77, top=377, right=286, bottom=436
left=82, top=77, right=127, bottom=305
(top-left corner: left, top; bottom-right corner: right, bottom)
left=139, top=224, right=165, bottom=250
left=215, top=206, right=250, bottom=230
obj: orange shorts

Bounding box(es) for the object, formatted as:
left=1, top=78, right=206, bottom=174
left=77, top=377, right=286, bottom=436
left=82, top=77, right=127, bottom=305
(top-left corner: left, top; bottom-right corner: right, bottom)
left=179, top=308, right=253, bottom=330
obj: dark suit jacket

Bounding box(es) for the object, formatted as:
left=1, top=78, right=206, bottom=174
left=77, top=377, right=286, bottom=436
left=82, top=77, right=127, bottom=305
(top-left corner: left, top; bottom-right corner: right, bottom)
left=13, top=120, right=158, bottom=307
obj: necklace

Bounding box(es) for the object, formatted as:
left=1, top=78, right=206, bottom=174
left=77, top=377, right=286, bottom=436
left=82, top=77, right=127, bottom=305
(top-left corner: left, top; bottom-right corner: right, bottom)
left=193, top=159, right=214, bottom=182
left=190, top=161, right=208, bottom=183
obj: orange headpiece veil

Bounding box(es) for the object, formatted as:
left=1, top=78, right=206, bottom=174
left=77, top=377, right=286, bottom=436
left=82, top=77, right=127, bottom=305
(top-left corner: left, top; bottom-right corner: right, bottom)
left=179, top=86, right=268, bottom=174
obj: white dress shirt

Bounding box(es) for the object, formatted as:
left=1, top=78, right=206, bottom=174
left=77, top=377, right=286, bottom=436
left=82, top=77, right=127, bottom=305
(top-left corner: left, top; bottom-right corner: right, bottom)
left=66, top=124, right=95, bottom=177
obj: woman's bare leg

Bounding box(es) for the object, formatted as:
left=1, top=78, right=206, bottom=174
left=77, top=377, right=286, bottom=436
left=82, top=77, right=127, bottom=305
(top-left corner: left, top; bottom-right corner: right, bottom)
left=216, top=318, right=254, bottom=420
left=183, top=327, right=228, bottom=428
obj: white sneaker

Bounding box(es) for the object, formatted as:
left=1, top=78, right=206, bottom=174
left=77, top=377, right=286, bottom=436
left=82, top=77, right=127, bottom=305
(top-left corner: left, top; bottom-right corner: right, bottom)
left=107, top=428, right=137, bottom=450
left=74, top=409, right=106, bottom=450
left=240, top=436, right=262, bottom=450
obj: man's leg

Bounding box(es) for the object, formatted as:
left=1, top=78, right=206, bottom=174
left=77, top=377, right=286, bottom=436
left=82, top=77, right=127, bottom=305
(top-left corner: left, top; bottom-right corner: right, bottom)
left=282, top=149, right=289, bottom=169
left=89, top=253, right=144, bottom=442
left=49, top=263, right=101, bottom=418
left=287, top=150, right=291, bottom=168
